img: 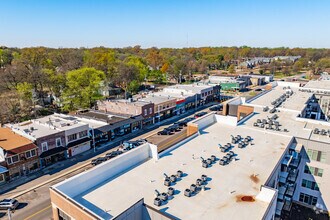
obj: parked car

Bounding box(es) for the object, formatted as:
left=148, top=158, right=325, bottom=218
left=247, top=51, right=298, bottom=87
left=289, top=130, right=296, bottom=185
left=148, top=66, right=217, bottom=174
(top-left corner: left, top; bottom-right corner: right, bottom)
left=209, top=104, right=223, bottom=111
left=157, top=129, right=172, bottom=135
left=167, top=124, right=181, bottom=132
left=183, top=117, right=194, bottom=123
left=255, top=88, right=262, bottom=91
left=105, top=150, right=123, bottom=159
left=174, top=121, right=188, bottom=127
left=0, top=199, right=19, bottom=210
left=91, top=157, right=107, bottom=166
left=194, top=112, right=207, bottom=118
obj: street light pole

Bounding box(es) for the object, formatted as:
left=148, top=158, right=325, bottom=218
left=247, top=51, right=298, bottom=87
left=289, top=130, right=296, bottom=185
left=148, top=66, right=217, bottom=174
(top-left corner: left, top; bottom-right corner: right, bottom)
left=92, top=127, right=96, bottom=153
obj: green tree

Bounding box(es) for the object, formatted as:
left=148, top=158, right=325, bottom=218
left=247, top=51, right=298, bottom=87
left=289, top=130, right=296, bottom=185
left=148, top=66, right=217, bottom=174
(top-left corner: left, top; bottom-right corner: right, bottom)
left=228, top=64, right=236, bottom=74
left=16, top=82, right=33, bottom=105
left=63, top=67, right=105, bottom=110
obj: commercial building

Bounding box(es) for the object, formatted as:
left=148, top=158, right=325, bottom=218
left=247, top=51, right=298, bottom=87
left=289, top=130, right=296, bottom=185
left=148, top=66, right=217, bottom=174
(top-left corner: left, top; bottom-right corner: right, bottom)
left=50, top=81, right=330, bottom=220
left=97, top=99, right=154, bottom=125
left=8, top=119, right=66, bottom=167
left=207, top=76, right=246, bottom=91
left=75, top=110, right=144, bottom=143
left=0, top=127, right=39, bottom=182
left=138, top=95, right=177, bottom=123
left=8, top=114, right=91, bottom=166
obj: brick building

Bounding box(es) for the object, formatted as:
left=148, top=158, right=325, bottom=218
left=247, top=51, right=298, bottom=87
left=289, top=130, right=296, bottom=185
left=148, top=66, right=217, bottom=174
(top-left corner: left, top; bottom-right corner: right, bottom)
left=0, top=127, right=39, bottom=183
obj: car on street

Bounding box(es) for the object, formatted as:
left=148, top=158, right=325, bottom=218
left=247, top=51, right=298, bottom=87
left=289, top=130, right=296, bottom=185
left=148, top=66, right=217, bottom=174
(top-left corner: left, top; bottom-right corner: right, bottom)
left=166, top=124, right=181, bottom=132
left=209, top=104, right=223, bottom=111
left=91, top=157, right=107, bottom=166
left=157, top=129, right=172, bottom=135
left=174, top=120, right=188, bottom=127
left=194, top=112, right=207, bottom=118
left=0, top=199, right=19, bottom=210
left=105, top=150, right=123, bottom=159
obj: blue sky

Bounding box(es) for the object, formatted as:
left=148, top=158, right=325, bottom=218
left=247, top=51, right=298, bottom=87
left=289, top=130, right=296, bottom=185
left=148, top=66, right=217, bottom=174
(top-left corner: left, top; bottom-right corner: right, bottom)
left=1, top=0, right=330, bottom=48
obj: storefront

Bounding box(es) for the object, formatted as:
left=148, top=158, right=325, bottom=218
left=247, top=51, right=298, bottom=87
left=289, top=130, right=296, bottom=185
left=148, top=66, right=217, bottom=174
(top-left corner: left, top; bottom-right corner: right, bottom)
left=67, top=137, right=91, bottom=157
left=40, top=147, right=67, bottom=167
left=175, top=99, right=186, bottom=115
left=0, top=166, right=8, bottom=184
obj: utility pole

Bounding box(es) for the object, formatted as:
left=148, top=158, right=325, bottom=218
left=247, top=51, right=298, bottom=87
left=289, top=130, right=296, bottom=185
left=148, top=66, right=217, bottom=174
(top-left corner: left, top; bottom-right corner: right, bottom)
left=7, top=209, right=12, bottom=220
left=92, top=127, right=96, bottom=153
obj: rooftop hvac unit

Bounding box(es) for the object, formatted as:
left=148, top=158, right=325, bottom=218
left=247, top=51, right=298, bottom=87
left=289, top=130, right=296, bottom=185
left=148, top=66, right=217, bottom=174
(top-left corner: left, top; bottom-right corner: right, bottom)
left=160, top=192, right=168, bottom=201
left=168, top=187, right=174, bottom=196
left=202, top=162, right=208, bottom=168
left=184, top=189, right=191, bottom=197
left=201, top=174, right=207, bottom=182
left=211, top=155, right=216, bottom=162
left=164, top=178, right=171, bottom=186
left=196, top=179, right=203, bottom=186
left=206, top=158, right=212, bottom=165
left=154, top=198, right=162, bottom=206
left=177, top=170, right=183, bottom=178
left=190, top=184, right=197, bottom=192
left=219, top=159, right=226, bottom=166
left=170, top=175, right=177, bottom=182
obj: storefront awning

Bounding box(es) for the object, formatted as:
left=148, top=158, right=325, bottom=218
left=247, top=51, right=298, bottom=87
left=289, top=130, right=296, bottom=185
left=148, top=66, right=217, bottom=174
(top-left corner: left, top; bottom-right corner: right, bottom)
left=0, top=166, right=8, bottom=174
left=39, top=146, right=67, bottom=158
left=66, top=137, right=91, bottom=148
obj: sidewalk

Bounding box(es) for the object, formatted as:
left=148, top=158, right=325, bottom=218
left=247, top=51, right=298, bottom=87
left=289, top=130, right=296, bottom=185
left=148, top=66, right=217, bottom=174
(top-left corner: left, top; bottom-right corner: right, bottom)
left=0, top=102, right=215, bottom=198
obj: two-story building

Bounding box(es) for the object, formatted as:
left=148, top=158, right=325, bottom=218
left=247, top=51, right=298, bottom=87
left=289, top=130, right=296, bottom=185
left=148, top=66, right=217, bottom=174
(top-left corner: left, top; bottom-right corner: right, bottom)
left=97, top=99, right=154, bottom=126
left=8, top=120, right=66, bottom=167
left=0, top=127, right=40, bottom=182
left=138, top=95, right=177, bottom=123
left=8, top=114, right=91, bottom=166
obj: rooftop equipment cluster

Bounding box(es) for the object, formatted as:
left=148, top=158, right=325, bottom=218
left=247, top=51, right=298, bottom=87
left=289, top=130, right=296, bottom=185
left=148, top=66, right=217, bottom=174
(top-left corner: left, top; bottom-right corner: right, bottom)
left=269, top=89, right=293, bottom=113
left=313, top=128, right=330, bottom=137
left=184, top=174, right=209, bottom=197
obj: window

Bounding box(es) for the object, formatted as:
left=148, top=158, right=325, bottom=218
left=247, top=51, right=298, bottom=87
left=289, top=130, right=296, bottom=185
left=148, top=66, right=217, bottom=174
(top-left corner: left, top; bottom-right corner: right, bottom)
left=41, top=142, right=48, bottom=152
left=56, top=138, right=62, bottom=147
left=67, top=134, right=77, bottom=142
left=31, top=149, right=36, bottom=157
left=11, top=155, right=19, bottom=163
left=26, top=149, right=37, bottom=158
left=299, top=193, right=318, bottom=206
left=149, top=107, right=152, bottom=114
left=302, top=179, right=319, bottom=191
left=58, top=209, right=71, bottom=220
left=144, top=109, right=147, bottom=116
left=304, top=165, right=324, bottom=177
left=78, top=130, right=88, bottom=138
left=307, top=149, right=326, bottom=162
left=6, top=157, right=12, bottom=165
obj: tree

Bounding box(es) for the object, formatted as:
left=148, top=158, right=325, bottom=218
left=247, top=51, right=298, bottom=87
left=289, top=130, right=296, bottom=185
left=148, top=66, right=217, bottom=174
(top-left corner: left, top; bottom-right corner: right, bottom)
left=63, top=68, right=105, bottom=110
left=16, top=82, right=33, bottom=107
left=146, top=47, right=163, bottom=70
left=228, top=64, right=235, bottom=74
left=114, top=62, right=139, bottom=99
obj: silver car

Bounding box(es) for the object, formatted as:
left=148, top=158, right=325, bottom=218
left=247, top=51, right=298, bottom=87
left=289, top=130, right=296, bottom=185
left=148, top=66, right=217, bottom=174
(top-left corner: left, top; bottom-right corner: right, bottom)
left=0, top=199, right=19, bottom=210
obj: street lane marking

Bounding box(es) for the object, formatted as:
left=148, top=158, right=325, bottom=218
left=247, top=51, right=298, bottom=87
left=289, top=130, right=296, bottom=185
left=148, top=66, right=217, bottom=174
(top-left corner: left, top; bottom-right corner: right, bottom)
left=24, top=205, right=52, bottom=220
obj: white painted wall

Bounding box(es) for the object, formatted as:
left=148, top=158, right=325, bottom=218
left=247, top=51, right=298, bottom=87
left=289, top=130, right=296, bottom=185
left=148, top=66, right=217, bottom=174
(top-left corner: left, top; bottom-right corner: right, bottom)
left=215, top=114, right=237, bottom=126
left=191, top=112, right=216, bottom=130
left=70, top=142, right=91, bottom=157
left=257, top=186, right=277, bottom=220
left=55, top=143, right=152, bottom=198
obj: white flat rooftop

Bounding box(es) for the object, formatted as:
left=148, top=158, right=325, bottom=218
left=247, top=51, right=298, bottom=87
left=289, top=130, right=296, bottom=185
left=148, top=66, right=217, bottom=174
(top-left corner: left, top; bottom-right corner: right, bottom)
left=304, top=80, right=330, bottom=92
left=58, top=122, right=292, bottom=219
left=249, top=86, right=312, bottom=112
